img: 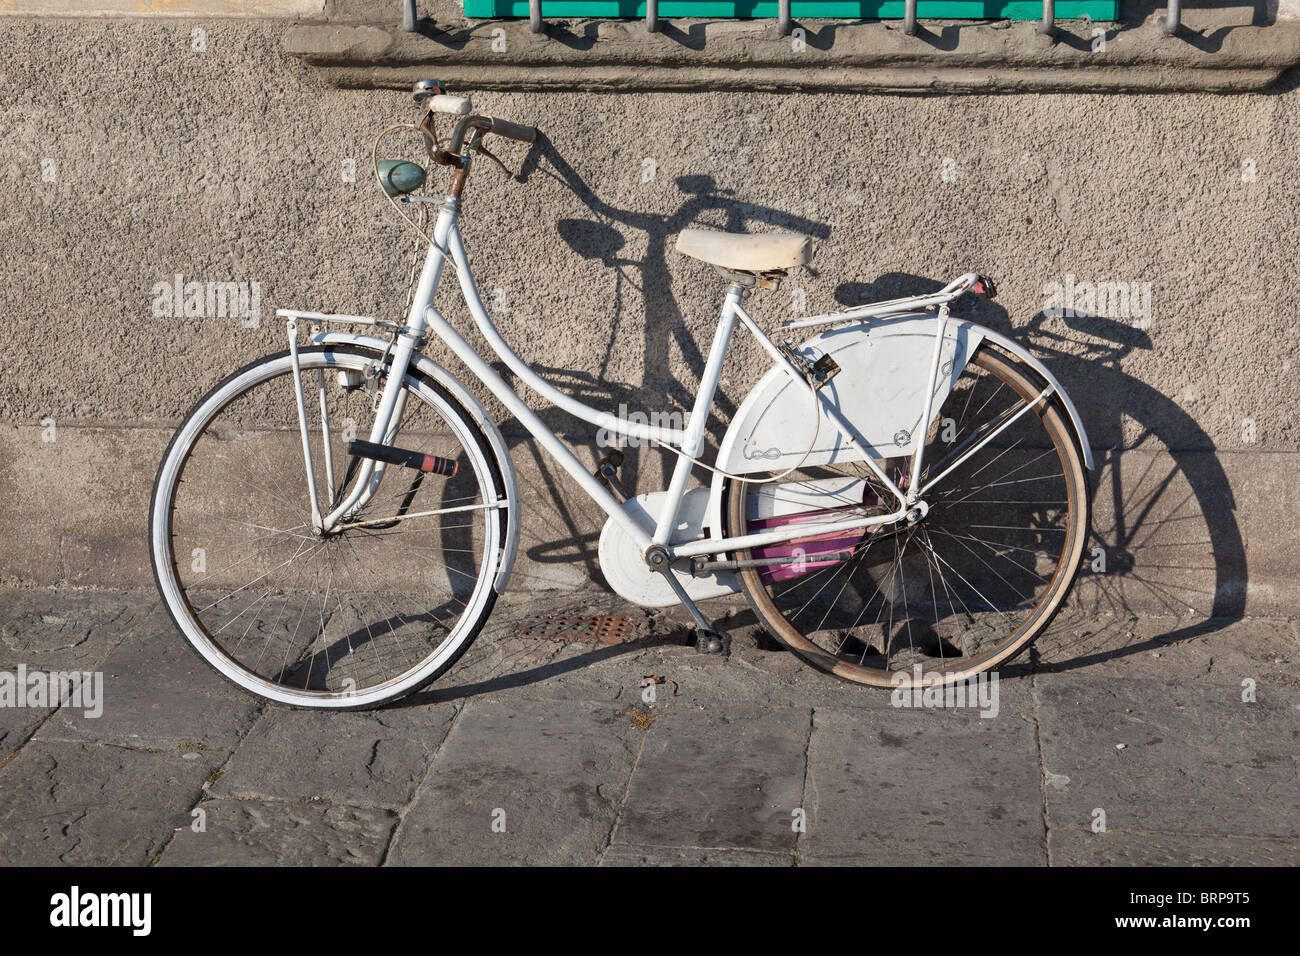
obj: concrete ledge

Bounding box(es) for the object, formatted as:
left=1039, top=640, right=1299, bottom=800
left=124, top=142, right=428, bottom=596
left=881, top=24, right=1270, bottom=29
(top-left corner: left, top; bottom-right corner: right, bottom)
left=0, top=0, right=324, bottom=16
left=2, top=423, right=1296, bottom=616
left=283, top=18, right=1300, bottom=92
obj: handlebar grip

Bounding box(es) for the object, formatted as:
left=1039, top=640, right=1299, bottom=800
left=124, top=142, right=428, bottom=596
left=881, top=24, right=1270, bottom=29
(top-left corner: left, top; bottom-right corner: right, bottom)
left=487, top=116, right=538, bottom=144
left=429, top=95, right=472, bottom=116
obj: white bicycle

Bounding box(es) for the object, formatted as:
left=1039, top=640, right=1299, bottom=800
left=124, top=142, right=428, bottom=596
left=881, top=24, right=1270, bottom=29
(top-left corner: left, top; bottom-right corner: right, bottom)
left=150, top=83, right=1093, bottom=709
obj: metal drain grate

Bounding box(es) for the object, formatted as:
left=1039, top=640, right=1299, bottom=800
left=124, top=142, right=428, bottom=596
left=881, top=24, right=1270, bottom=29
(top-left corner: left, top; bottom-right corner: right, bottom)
left=514, top=613, right=633, bottom=644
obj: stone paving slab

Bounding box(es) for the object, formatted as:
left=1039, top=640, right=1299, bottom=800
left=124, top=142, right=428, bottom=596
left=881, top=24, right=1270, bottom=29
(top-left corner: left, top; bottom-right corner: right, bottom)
left=599, top=843, right=792, bottom=866
left=0, top=739, right=223, bottom=866
left=160, top=798, right=398, bottom=867
left=442, top=609, right=1041, bottom=718
left=0, top=588, right=136, bottom=671
left=94, top=603, right=257, bottom=701
left=36, top=616, right=263, bottom=751
left=211, top=705, right=458, bottom=809
left=1036, top=672, right=1300, bottom=841
left=39, top=677, right=261, bottom=752
left=1037, top=613, right=1300, bottom=689
left=424, top=634, right=633, bottom=707
left=1050, top=827, right=1300, bottom=866
left=613, top=705, right=812, bottom=855
left=411, top=591, right=659, bottom=706
left=386, top=698, right=639, bottom=866
left=612, top=601, right=1041, bottom=717
left=2, top=587, right=1297, bottom=866
left=799, top=706, right=1047, bottom=865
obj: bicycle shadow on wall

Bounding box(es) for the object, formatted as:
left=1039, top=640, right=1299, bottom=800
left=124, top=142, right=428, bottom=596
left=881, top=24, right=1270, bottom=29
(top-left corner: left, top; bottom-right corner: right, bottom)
left=498, top=136, right=830, bottom=591
left=837, top=274, right=1248, bottom=673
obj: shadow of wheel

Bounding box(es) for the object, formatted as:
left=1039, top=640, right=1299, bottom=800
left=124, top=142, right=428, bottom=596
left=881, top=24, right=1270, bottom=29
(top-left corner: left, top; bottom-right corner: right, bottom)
left=1034, top=360, right=1248, bottom=671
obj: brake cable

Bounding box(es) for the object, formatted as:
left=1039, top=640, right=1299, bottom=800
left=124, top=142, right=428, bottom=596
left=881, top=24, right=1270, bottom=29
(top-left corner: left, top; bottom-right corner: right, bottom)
left=370, top=118, right=459, bottom=279
left=648, top=384, right=821, bottom=485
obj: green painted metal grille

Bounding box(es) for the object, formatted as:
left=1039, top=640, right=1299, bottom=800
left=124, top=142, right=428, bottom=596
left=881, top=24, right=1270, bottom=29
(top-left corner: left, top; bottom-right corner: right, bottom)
left=462, top=1, right=1118, bottom=20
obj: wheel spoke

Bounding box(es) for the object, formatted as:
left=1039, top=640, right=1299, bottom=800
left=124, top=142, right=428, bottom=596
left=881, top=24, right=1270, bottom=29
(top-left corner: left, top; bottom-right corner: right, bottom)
left=731, top=347, right=1085, bottom=687
left=156, top=350, right=500, bottom=705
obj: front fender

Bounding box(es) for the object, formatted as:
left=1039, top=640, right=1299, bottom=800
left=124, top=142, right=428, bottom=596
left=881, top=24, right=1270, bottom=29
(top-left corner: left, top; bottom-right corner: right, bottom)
left=705, top=315, right=1092, bottom=554
left=313, top=331, right=520, bottom=594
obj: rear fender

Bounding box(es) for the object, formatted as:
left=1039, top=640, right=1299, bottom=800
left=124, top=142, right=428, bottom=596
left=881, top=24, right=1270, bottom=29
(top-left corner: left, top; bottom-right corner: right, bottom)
left=705, top=315, right=1092, bottom=555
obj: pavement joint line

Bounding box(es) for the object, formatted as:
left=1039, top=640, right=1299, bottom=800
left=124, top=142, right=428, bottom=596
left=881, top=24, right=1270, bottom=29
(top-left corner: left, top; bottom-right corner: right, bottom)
left=1029, top=648, right=1054, bottom=867
left=1048, top=825, right=1300, bottom=842
left=793, top=706, right=816, bottom=866
left=207, top=760, right=440, bottom=812
left=33, top=716, right=246, bottom=750
left=149, top=705, right=265, bottom=867
left=599, top=697, right=656, bottom=862
left=607, top=841, right=796, bottom=858
left=22, top=734, right=237, bottom=760
left=0, top=707, right=60, bottom=773
left=173, top=792, right=411, bottom=812
left=378, top=699, right=468, bottom=866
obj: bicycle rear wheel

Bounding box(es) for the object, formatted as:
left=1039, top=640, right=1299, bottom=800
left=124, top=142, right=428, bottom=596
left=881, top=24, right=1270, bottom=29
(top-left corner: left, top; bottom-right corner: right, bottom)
left=150, top=346, right=507, bottom=709
left=726, top=344, right=1089, bottom=688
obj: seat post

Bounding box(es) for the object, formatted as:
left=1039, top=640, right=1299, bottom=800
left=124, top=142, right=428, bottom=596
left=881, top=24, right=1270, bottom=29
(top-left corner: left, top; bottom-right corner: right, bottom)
left=714, top=266, right=758, bottom=292
left=715, top=265, right=788, bottom=294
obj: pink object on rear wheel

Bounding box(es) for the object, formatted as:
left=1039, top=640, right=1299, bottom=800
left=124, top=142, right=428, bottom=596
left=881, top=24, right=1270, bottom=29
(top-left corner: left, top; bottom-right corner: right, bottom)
left=750, top=493, right=880, bottom=584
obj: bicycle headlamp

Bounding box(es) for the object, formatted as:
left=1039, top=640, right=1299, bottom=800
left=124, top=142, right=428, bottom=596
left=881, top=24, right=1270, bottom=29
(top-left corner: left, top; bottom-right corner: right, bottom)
left=376, top=159, right=428, bottom=197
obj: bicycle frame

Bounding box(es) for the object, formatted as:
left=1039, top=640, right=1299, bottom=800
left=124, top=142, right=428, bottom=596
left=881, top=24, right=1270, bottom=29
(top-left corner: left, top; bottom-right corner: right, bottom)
left=280, top=189, right=1039, bottom=572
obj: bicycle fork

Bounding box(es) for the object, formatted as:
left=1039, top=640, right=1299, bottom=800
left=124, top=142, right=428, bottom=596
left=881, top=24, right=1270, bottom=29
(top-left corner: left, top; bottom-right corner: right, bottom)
left=287, top=202, right=460, bottom=535
left=287, top=316, right=423, bottom=534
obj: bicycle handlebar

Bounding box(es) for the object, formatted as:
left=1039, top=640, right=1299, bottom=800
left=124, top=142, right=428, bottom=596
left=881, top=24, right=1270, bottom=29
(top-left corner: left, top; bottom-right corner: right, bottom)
left=420, top=85, right=538, bottom=151
left=412, top=84, right=537, bottom=195
left=485, top=115, right=538, bottom=144
left=447, top=112, right=538, bottom=154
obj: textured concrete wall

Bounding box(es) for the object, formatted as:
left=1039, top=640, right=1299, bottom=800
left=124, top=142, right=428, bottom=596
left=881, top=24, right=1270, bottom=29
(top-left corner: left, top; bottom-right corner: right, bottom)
left=1, top=15, right=1297, bottom=617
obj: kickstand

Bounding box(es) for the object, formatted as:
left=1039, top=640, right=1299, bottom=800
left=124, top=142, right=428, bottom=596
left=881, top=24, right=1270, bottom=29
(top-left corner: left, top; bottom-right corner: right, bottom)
left=653, top=561, right=730, bottom=657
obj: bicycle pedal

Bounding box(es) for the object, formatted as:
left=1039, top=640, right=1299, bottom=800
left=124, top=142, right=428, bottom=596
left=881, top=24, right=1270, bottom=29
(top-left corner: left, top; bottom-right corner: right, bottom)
left=694, top=629, right=730, bottom=656
left=596, top=449, right=624, bottom=474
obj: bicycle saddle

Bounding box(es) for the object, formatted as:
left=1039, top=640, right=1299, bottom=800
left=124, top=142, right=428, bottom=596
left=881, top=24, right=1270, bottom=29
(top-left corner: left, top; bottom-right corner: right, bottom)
left=675, top=229, right=813, bottom=272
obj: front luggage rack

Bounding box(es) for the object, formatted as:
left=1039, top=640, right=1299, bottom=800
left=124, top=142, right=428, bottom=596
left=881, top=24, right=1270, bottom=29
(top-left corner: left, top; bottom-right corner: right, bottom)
left=275, top=309, right=401, bottom=331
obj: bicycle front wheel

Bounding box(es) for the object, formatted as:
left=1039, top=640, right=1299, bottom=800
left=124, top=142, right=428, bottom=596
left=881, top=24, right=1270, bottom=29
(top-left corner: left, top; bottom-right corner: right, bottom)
left=726, top=344, right=1090, bottom=688
left=150, top=346, right=507, bottom=709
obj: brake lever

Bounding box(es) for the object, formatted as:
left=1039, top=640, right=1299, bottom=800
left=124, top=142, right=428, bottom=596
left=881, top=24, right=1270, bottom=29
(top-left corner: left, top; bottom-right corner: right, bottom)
left=472, top=140, right=515, bottom=180
left=417, top=112, right=441, bottom=160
